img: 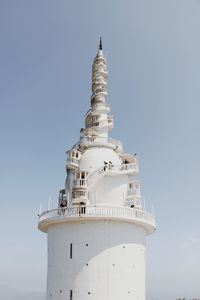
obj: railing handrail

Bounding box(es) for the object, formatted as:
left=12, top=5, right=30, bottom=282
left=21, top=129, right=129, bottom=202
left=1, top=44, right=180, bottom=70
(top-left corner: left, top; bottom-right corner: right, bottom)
left=86, top=118, right=113, bottom=129
left=86, top=162, right=139, bottom=188
left=78, top=135, right=123, bottom=152
left=38, top=205, right=155, bottom=226
left=67, top=157, right=79, bottom=163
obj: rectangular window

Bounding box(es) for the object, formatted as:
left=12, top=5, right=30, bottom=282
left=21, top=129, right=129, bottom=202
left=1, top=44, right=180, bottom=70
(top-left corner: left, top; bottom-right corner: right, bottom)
left=70, top=289, right=73, bottom=300
left=70, top=243, right=72, bottom=259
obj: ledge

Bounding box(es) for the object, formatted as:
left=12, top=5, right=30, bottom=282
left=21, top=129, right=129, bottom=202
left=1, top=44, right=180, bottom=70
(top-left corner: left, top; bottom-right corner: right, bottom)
left=38, top=206, right=156, bottom=234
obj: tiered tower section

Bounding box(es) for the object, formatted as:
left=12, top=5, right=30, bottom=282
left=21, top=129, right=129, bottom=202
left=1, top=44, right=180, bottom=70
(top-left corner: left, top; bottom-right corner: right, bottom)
left=38, top=39, right=156, bottom=300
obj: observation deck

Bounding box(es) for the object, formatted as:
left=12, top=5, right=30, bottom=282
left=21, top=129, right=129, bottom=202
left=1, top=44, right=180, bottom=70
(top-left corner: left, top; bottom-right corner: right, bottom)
left=38, top=205, right=156, bottom=234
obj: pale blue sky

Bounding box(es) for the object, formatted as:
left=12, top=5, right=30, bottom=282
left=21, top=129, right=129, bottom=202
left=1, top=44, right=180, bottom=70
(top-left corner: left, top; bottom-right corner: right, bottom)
left=0, top=1, right=200, bottom=299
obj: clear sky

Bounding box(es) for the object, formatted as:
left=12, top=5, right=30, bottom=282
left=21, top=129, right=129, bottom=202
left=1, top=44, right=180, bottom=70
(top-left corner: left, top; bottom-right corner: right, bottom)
left=0, top=1, right=200, bottom=299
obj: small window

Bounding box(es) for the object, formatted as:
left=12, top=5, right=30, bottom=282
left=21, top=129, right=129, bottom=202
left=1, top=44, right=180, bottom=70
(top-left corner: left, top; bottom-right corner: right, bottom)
left=81, top=172, right=85, bottom=179
left=70, top=243, right=73, bottom=259
left=70, top=290, right=73, bottom=300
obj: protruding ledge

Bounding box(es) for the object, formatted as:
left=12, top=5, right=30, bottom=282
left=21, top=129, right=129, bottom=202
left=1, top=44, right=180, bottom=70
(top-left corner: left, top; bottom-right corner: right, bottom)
left=38, top=205, right=156, bottom=234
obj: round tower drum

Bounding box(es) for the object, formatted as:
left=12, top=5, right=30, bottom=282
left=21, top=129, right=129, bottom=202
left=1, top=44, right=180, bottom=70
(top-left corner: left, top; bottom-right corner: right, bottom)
left=46, top=220, right=146, bottom=300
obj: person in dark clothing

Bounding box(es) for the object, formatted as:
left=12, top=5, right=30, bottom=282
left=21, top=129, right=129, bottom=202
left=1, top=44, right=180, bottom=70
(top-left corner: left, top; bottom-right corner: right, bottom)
left=60, top=202, right=66, bottom=215
left=104, top=161, right=108, bottom=171
left=79, top=202, right=86, bottom=214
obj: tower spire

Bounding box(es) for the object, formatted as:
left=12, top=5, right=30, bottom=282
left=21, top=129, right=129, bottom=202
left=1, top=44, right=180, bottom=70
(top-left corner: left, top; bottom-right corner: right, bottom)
left=99, top=36, right=103, bottom=51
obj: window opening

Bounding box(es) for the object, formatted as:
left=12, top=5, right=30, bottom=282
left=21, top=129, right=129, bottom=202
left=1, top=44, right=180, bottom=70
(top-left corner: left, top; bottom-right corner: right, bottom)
left=81, top=172, right=85, bottom=179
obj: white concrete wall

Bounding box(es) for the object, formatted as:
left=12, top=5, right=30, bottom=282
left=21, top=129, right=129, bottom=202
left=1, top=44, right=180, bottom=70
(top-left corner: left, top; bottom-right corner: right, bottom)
left=90, top=175, right=128, bottom=206
left=46, top=220, right=146, bottom=300
left=79, top=148, right=122, bottom=173
left=78, top=147, right=129, bottom=207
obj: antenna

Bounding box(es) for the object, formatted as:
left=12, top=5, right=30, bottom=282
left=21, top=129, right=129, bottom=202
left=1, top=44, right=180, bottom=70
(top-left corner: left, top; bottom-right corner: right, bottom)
left=143, top=197, right=146, bottom=210
left=151, top=205, right=155, bottom=217
left=99, top=36, right=103, bottom=50
left=39, top=202, right=42, bottom=215
left=48, top=195, right=51, bottom=211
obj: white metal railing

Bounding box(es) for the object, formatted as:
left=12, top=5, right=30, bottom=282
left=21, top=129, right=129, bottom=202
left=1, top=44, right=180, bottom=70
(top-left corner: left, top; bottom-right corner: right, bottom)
left=127, top=189, right=140, bottom=198
left=79, top=135, right=123, bottom=152
left=104, top=163, right=138, bottom=174
left=73, top=179, right=87, bottom=187
left=87, top=163, right=138, bottom=188
left=134, top=200, right=141, bottom=207
left=121, top=163, right=138, bottom=172
left=86, top=118, right=113, bottom=129
left=92, top=82, right=107, bottom=89
left=93, top=57, right=106, bottom=64
left=92, top=72, right=107, bottom=81
left=92, top=77, right=107, bottom=84
left=38, top=205, right=155, bottom=228
left=92, top=61, right=106, bottom=69
left=72, top=190, right=88, bottom=198
left=70, top=163, right=138, bottom=193
left=91, top=95, right=107, bottom=105
left=85, top=103, right=110, bottom=118
left=66, top=157, right=79, bottom=166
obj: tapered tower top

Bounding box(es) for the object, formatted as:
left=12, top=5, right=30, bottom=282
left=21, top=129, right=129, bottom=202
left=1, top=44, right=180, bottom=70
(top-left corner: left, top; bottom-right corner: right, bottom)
left=99, top=36, right=103, bottom=50
left=38, top=38, right=156, bottom=237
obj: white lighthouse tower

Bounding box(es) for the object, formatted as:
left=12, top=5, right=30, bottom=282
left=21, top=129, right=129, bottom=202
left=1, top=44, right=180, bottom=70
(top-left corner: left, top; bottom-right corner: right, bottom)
left=38, top=38, right=156, bottom=300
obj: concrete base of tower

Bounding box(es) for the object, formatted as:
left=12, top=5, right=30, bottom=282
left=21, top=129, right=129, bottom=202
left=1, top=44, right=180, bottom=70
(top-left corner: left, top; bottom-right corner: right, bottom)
left=46, top=220, right=147, bottom=300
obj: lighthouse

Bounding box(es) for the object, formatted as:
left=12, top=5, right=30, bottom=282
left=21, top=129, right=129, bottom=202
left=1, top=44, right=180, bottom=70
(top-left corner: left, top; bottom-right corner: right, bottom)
left=38, top=38, right=156, bottom=300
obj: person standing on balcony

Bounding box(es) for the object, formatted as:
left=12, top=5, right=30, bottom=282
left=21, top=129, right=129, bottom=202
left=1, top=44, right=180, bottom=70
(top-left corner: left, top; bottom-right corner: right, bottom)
left=104, top=161, right=108, bottom=171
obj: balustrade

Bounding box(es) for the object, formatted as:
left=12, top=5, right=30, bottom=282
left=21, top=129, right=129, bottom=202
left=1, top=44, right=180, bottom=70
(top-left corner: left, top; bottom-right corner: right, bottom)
left=38, top=205, right=156, bottom=233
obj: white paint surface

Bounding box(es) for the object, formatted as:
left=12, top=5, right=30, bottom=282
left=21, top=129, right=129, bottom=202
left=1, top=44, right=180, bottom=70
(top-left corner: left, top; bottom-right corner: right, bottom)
left=46, top=221, right=146, bottom=300
left=38, top=41, right=156, bottom=300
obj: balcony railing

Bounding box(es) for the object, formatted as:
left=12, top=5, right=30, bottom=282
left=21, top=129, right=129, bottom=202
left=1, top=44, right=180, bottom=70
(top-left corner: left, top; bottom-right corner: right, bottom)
left=91, top=94, right=107, bottom=105
left=86, top=117, right=113, bottom=129
left=92, top=71, right=107, bottom=81
left=85, top=104, right=110, bottom=119
left=38, top=205, right=156, bottom=233
left=80, top=136, right=123, bottom=153
left=66, top=157, right=79, bottom=166
left=92, top=80, right=107, bottom=88
left=73, top=178, right=87, bottom=188
left=105, top=163, right=139, bottom=175
left=92, top=61, right=107, bottom=69
left=121, top=163, right=138, bottom=171
left=127, top=189, right=140, bottom=198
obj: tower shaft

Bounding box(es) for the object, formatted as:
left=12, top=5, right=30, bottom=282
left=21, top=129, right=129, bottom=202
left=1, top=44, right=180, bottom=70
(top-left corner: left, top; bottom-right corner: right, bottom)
left=38, top=38, right=156, bottom=300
